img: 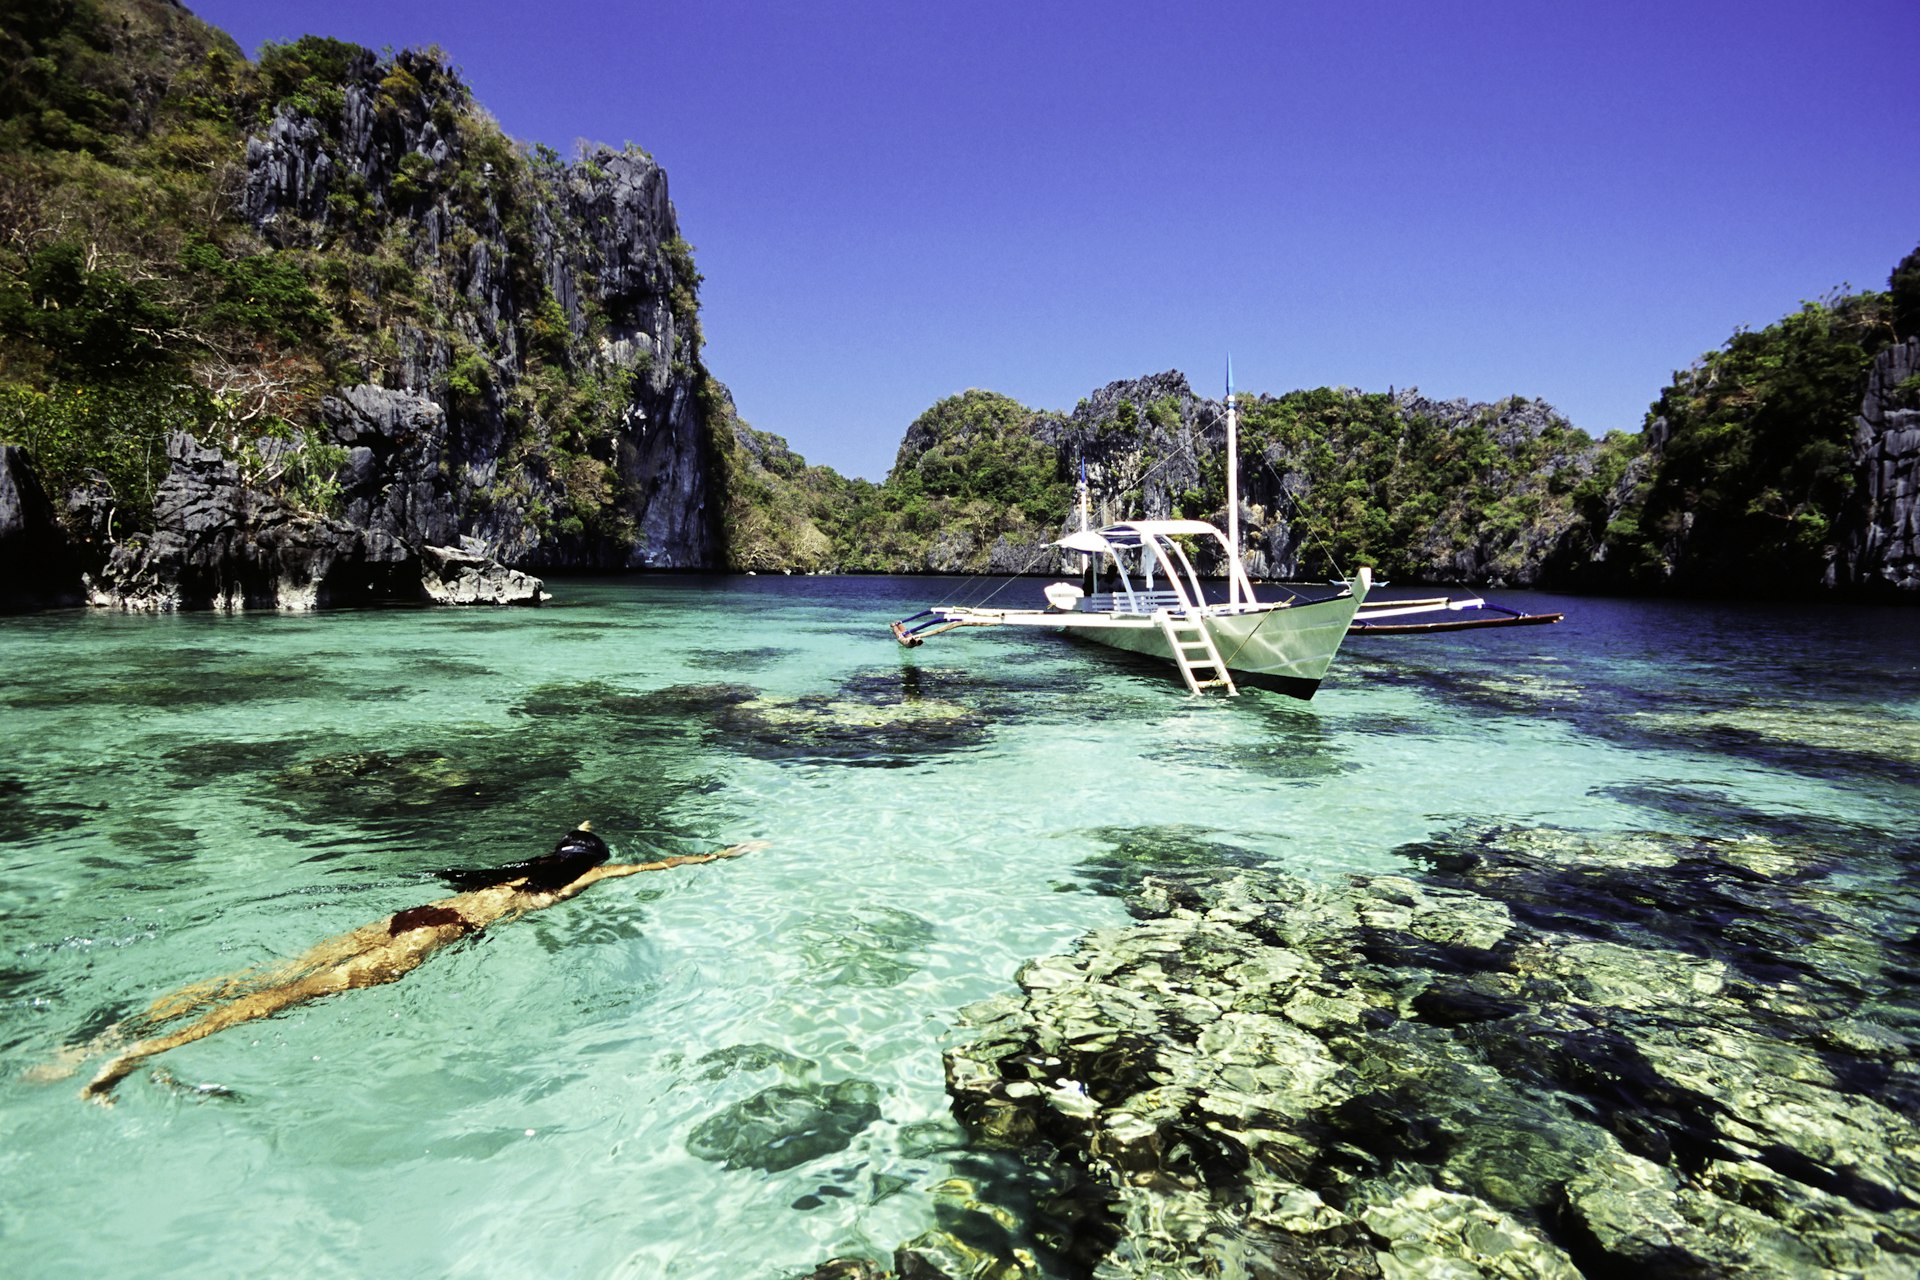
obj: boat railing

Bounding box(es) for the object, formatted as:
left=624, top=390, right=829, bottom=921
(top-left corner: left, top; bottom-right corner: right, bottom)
left=1086, top=589, right=1184, bottom=615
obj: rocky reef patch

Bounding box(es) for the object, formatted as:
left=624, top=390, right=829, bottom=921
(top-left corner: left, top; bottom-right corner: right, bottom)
left=924, top=824, right=1920, bottom=1278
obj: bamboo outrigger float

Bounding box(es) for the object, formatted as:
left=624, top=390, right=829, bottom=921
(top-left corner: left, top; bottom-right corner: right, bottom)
left=1348, top=595, right=1565, bottom=634
left=890, top=363, right=1372, bottom=699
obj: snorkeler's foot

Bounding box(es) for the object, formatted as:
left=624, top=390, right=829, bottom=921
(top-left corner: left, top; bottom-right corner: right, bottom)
left=80, top=1055, right=141, bottom=1105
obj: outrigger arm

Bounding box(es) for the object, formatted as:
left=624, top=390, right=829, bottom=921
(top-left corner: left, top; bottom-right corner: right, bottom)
left=890, top=610, right=1000, bottom=647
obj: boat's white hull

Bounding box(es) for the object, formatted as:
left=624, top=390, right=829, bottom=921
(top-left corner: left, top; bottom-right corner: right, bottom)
left=923, top=582, right=1368, bottom=699
left=1062, top=595, right=1366, bottom=698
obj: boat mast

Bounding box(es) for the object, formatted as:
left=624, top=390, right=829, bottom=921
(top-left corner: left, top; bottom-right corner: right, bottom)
left=1225, top=355, right=1243, bottom=605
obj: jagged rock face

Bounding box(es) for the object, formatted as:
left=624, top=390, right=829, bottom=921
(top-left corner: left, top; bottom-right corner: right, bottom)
left=35, top=40, right=720, bottom=612
left=84, top=432, right=541, bottom=611
left=87, top=434, right=356, bottom=610
left=326, top=386, right=462, bottom=560
left=1038, top=371, right=1219, bottom=528
left=1394, top=392, right=1595, bottom=587
left=0, top=446, right=81, bottom=610
left=417, top=544, right=546, bottom=606
left=241, top=65, right=715, bottom=577
left=556, top=155, right=717, bottom=568
left=1025, top=372, right=1232, bottom=576
left=1834, top=337, right=1920, bottom=593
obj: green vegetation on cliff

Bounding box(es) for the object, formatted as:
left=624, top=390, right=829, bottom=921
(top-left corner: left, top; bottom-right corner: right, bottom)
left=706, top=388, right=1072, bottom=574
left=840, top=390, right=1068, bottom=572
left=1, top=0, right=262, bottom=529
left=1596, top=285, right=1900, bottom=591
left=705, top=385, right=854, bottom=573
left=886, top=390, right=1068, bottom=526
left=735, top=242, right=1915, bottom=593
left=1233, top=390, right=1602, bottom=582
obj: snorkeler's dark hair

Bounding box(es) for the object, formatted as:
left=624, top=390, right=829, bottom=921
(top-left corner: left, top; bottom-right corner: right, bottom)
left=437, top=824, right=611, bottom=893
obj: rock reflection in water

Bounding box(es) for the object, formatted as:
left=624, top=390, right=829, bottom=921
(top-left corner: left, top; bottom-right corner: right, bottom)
left=940, top=825, right=1920, bottom=1278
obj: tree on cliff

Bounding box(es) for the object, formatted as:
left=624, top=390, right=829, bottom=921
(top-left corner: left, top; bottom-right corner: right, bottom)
left=1892, top=243, right=1920, bottom=342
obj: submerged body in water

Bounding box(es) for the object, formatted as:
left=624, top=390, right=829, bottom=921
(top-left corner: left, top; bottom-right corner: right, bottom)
left=41, top=825, right=759, bottom=1102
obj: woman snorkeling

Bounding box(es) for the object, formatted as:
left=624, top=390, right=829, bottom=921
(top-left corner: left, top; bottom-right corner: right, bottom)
left=40, top=823, right=758, bottom=1103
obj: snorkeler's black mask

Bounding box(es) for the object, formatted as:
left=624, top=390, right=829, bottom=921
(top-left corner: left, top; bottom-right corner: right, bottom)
left=551, top=828, right=611, bottom=865
left=438, top=825, right=611, bottom=893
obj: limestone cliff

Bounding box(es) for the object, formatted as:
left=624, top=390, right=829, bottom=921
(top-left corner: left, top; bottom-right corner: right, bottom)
left=1, top=5, right=726, bottom=610
left=239, top=71, right=717, bottom=574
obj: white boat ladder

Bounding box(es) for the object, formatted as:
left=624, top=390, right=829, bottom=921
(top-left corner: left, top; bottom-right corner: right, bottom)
left=1157, top=611, right=1238, bottom=696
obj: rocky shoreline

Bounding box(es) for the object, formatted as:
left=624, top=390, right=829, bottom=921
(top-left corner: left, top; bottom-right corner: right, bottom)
left=815, top=822, right=1920, bottom=1279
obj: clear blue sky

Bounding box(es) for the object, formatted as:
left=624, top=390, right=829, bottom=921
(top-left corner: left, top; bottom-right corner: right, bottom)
left=187, top=0, right=1920, bottom=480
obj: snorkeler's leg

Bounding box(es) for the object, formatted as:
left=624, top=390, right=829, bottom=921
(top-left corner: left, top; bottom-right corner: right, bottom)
left=133, top=916, right=403, bottom=1025
left=28, top=975, right=285, bottom=1085
left=78, top=937, right=426, bottom=1104
left=82, top=969, right=337, bottom=1102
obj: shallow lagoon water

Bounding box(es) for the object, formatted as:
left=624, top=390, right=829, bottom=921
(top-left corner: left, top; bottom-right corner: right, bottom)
left=0, top=575, right=1914, bottom=1277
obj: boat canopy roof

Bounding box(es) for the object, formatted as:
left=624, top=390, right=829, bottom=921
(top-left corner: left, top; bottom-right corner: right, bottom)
left=1054, top=520, right=1225, bottom=554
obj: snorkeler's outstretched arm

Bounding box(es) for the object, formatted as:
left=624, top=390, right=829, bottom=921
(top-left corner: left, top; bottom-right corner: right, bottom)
left=552, top=841, right=767, bottom=899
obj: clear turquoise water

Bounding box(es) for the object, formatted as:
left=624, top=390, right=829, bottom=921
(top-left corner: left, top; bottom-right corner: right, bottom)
left=1, top=576, right=1914, bottom=1277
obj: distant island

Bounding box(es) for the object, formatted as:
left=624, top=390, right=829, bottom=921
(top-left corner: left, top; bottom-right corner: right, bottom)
left=3, top=0, right=1916, bottom=609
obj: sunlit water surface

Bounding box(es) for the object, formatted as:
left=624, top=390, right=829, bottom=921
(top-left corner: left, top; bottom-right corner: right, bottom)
left=1, top=576, right=1914, bottom=1277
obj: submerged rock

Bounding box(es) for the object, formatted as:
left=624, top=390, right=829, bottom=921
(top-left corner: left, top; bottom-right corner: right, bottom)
left=691, top=1042, right=816, bottom=1082
left=270, top=738, right=580, bottom=843
left=1629, top=700, right=1920, bottom=783
left=941, top=825, right=1920, bottom=1278
left=1073, top=824, right=1275, bottom=897
left=792, top=907, right=937, bottom=988
left=713, top=669, right=995, bottom=767
left=686, top=1078, right=883, bottom=1172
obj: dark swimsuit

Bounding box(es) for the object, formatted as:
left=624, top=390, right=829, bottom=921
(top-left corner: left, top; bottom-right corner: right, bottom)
left=387, top=903, right=473, bottom=936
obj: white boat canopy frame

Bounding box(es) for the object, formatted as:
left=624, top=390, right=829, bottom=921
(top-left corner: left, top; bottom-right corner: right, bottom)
left=1054, top=519, right=1262, bottom=614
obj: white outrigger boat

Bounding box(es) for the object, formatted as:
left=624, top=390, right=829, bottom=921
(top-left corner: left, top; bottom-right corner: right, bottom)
left=890, top=369, right=1372, bottom=699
